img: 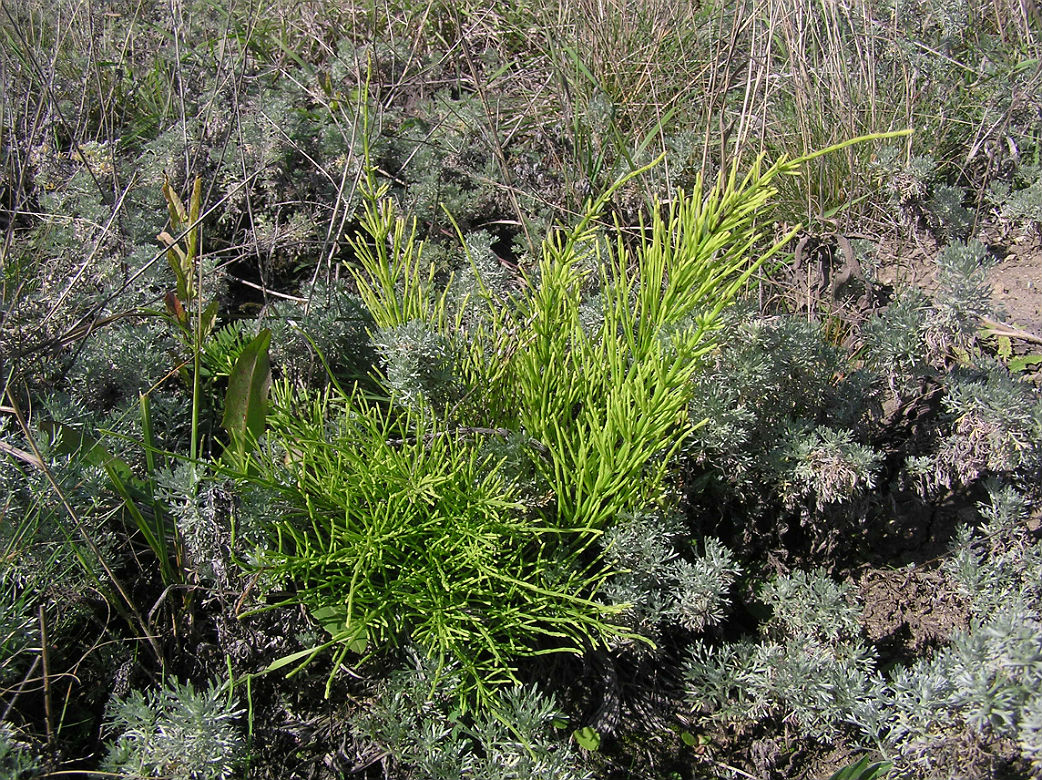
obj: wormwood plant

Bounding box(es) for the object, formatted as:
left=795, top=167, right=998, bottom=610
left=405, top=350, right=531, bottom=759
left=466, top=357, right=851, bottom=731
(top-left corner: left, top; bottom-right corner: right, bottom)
left=0, top=722, right=38, bottom=779
left=350, top=655, right=590, bottom=780
left=100, top=677, right=243, bottom=780
left=874, top=486, right=1042, bottom=775
left=600, top=512, right=741, bottom=644
left=684, top=570, right=879, bottom=742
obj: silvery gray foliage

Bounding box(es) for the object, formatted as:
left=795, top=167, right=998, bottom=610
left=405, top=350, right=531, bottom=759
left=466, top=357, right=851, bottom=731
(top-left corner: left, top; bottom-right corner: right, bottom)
left=466, top=684, right=592, bottom=780
left=688, top=311, right=869, bottom=494
left=860, top=239, right=1006, bottom=405
left=373, top=320, right=458, bottom=411
left=925, top=184, right=973, bottom=239
left=860, top=288, right=933, bottom=397
left=446, top=229, right=517, bottom=331
left=101, top=678, right=243, bottom=780
left=946, top=615, right=1042, bottom=736
left=760, top=569, right=863, bottom=646
left=577, top=292, right=606, bottom=340
left=924, top=240, right=996, bottom=354
left=685, top=638, right=879, bottom=743
left=988, top=163, right=1042, bottom=228
left=946, top=484, right=1042, bottom=620
left=907, top=363, right=1042, bottom=492
left=684, top=639, right=767, bottom=724
left=387, top=90, right=500, bottom=226
left=155, top=464, right=234, bottom=587
left=1019, top=694, right=1042, bottom=774
left=351, top=654, right=590, bottom=780
left=0, top=402, right=117, bottom=603
left=770, top=424, right=882, bottom=512
left=868, top=485, right=1042, bottom=775
left=65, top=320, right=175, bottom=412
left=0, top=721, right=38, bottom=779
left=669, top=538, right=742, bottom=633
left=686, top=308, right=886, bottom=557
left=600, top=511, right=683, bottom=637
left=601, top=513, right=740, bottom=640
left=261, top=280, right=373, bottom=386
left=684, top=570, right=879, bottom=742
left=870, top=148, right=936, bottom=206
left=878, top=611, right=1042, bottom=775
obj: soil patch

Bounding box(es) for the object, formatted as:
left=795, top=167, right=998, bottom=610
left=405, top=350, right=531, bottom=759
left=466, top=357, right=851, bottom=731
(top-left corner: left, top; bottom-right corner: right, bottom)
left=857, top=565, right=970, bottom=668
left=984, top=229, right=1042, bottom=336
left=873, top=225, right=1042, bottom=344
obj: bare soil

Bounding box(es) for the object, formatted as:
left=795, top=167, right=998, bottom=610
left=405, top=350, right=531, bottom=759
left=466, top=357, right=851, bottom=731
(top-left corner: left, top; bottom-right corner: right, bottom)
left=875, top=226, right=1042, bottom=342
left=857, top=565, right=969, bottom=663
left=990, top=232, right=1042, bottom=336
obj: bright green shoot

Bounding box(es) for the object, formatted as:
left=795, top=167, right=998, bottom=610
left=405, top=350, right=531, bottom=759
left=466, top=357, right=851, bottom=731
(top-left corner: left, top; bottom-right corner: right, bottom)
left=505, top=153, right=802, bottom=534
left=345, top=183, right=451, bottom=332
left=249, top=380, right=627, bottom=707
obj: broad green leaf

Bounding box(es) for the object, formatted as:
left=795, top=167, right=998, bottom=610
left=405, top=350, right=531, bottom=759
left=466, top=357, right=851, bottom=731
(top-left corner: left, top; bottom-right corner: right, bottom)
left=1009, top=353, right=1042, bottom=372
left=263, top=644, right=328, bottom=674
left=162, top=175, right=187, bottom=231
left=828, top=755, right=893, bottom=780
left=311, top=605, right=368, bottom=654
left=573, top=726, right=601, bottom=751
left=187, top=176, right=202, bottom=262
left=222, top=329, right=272, bottom=467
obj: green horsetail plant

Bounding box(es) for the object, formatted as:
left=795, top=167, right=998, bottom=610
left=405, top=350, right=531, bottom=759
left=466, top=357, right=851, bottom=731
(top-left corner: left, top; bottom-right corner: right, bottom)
left=247, top=380, right=629, bottom=707
left=345, top=179, right=452, bottom=333
left=497, top=133, right=911, bottom=535
left=345, top=70, right=453, bottom=337
left=243, top=131, right=911, bottom=710
left=502, top=155, right=802, bottom=535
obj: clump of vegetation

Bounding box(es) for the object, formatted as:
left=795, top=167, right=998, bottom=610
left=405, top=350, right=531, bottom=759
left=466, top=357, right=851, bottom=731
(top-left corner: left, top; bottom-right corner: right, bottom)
left=2, top=0, right=1041, bottom=777
left=684, top=569, right=879, bottom=743
left=350, top=656, right=590, bottom=780
left=100, top=677, right=244, bottom=780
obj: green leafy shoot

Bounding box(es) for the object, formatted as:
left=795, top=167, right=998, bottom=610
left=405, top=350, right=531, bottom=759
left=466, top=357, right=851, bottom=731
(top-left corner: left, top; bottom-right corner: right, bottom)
left=502, top=153, right=803, bottom=535
left=244, top=380, right=629, bottom=708
left=221, top=328, right=272, bottom=471
left=828, top=755, right=893, bottom=780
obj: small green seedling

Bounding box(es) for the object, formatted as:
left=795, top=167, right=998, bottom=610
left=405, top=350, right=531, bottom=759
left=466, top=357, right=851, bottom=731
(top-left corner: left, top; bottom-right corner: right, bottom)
left=572, top=726, right=601, bottom=751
